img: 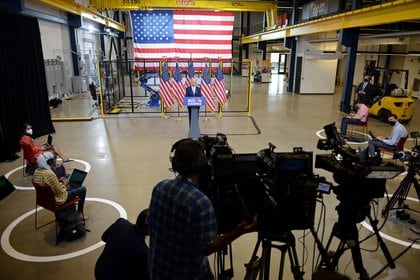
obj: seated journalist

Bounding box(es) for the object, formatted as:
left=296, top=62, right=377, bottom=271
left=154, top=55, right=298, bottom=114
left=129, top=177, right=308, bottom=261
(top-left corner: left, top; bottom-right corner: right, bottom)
left=19, top=122, right=71, bottom=170
left=359, top=114, right=407, bottom=163
left=32, top=152, right=87, bottom=221
left=340, top=99, right=368, bottom=137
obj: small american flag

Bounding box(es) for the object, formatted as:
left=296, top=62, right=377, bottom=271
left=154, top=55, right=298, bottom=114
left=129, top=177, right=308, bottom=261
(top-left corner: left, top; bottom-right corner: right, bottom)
left=159, top=63, right=174, bottom=109
left=185, top=59, right=195, bottom=88
left=172, top=63, right=185, bottom=108
left=201, top=65, right=215, bottom=112
left=214, top=63, right=227, bottom=107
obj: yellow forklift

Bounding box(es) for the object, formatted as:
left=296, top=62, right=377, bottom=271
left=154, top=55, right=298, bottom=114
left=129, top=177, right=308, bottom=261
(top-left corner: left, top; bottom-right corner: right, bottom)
left=367, top=68, right=415, bottom=123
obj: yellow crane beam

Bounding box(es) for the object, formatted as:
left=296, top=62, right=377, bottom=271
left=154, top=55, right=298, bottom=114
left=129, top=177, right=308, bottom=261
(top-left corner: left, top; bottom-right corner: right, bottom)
left=241, top=0, right=420, bottom=44
left=40, top=0, right=125, bottom=32
left=89, top=0, right=277, bottom=13
left=90, top=0, right=278, bottom=31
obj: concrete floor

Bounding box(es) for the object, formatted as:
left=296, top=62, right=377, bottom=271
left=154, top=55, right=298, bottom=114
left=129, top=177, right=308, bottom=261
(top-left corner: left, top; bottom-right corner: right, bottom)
left=1, top=74, right=419, bottom=279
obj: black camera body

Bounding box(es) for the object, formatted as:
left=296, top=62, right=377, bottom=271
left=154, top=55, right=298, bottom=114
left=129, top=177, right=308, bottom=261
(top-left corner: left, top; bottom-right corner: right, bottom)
left=395, top=145, right=420, bottom=167
left=199, top=135, right=322, bottom=235
left=315, top=123, right=405, bottom=220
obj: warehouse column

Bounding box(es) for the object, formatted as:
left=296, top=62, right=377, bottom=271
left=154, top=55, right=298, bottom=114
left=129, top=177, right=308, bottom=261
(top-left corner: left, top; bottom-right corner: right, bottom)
left=339, top=28, right=359, bottom=112
left=68, top=14, right=82, bottom=76
left=285, top=37, right=296, bottom=92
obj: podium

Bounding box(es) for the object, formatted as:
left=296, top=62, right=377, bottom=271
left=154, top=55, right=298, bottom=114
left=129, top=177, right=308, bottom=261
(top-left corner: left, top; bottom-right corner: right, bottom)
left=184, top=97, right=206, bottom=139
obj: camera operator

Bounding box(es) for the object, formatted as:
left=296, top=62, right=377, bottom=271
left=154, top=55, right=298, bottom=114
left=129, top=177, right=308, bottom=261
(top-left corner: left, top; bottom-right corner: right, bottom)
left=146, top=139, right=257, bottom=280
left=359, top=114, right=407, bottom=163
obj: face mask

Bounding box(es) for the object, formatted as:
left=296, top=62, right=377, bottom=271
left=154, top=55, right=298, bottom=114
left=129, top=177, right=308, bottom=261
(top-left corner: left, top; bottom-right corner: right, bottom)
left=389, top=121, right=396, bottom=126
left=26, top=129, right=33, bottom=135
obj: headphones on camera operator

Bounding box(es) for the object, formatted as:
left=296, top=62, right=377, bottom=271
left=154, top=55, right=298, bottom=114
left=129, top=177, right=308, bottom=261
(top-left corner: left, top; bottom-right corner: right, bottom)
left=169, top=138, right=208, bottom=176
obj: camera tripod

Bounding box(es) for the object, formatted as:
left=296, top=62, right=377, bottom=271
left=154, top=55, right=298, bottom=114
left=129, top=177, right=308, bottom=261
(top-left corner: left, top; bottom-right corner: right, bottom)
left=382, top=159, right=420, bottom=217
left=244, top=231, right=304, bottom=280
left=215, top=243, right=234, bottom=280
left=316, top=202, right=395, bottom=280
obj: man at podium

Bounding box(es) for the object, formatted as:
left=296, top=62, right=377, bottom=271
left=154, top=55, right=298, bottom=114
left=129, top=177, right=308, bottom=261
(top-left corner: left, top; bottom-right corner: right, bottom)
left=185, top=78, right=202, bottom=139
left=185, top=77, right=202, bottom=126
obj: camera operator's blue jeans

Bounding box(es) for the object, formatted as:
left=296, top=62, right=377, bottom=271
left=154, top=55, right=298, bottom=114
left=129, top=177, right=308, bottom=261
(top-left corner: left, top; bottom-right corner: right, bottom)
left=66, top=186, right=87, bottom=213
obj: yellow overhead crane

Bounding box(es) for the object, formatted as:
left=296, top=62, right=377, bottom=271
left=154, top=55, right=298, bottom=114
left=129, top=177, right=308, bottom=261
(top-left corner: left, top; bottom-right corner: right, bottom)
left=241, top=0, right=420, bottom=44
left=40, top=0, right=125, bottom=31
left=39, top=0, right=420, bottom=45
left=89, top=0, right=278, bottom=30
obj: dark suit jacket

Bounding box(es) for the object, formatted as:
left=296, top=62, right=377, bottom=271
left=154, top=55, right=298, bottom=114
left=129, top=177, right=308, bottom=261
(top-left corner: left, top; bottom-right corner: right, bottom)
left=356, top=82, right=375, bottom=105
left=185, top=86, right=202, bottom=110
left=185, top=86, right=202, bottom=126
left=185, top=86, right=201, bottom=98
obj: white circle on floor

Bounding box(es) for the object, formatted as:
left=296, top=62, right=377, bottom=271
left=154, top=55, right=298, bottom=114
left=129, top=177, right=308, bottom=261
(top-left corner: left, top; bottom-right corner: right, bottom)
left=0, top=198, right=127, bottom=262
left=361, top=195, right=420, bottom=250
left=4, top=159, right=91, bottom=190
left=316, top=129, right=326, bottom=139
left=316, top=129, right=370, bottom=144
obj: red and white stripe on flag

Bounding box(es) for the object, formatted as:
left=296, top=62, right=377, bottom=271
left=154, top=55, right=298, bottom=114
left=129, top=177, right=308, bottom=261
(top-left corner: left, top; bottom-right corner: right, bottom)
left=201, top=65, right=216, bottom=112
left=214, top=64, right=227, bottom=106
left=172, top=63, right=185, bottom=108
left=159, top=63, right=174, bottom=109
left=131, top=10, right=234, bottom=71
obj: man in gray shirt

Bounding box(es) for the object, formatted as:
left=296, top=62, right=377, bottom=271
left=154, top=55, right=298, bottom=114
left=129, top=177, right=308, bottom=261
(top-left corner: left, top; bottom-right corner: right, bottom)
left=360, top=114, right=408, bottom=162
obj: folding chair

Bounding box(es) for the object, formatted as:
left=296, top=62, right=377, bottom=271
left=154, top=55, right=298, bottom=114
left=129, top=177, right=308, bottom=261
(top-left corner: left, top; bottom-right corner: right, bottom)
left=32, top=179, right=79, bottom=242
left=377, top=136, right=408, bottom=162
left=348, top=117, right=368, bottom=139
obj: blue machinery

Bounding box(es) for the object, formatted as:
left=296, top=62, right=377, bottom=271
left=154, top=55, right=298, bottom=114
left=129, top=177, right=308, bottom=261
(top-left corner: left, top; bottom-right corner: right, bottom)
left=140, top=74, right=160, bottom=107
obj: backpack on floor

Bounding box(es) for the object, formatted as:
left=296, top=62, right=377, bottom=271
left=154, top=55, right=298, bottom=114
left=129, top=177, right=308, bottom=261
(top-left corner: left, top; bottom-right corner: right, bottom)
left=55, top=204, right=86, bottom=244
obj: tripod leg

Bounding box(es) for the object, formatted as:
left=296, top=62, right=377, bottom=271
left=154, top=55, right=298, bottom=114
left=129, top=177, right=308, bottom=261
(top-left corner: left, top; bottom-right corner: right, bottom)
left=398, top=178, right=413, bottom=208
left=276, top=244, right=287, bottom=280
left=310, top=227, right=331, bottom=271
left=287, top=245, right=304, bottom=280
left=261, top=241, right=272, bottom=280
left=318, top=223, right=347, bottom=271
left=244, top=239, right=262, bottom=280
left=349, top=241, right=369, bottom=280
left=217, top=246, right=234, bottom=280
left=382, top=175, right=411, bottom=215
left=344, top=224, right=369, bottom=280
left=412, top=177, right=420, bottom=206
left=367, top=215, right=395, bottom=269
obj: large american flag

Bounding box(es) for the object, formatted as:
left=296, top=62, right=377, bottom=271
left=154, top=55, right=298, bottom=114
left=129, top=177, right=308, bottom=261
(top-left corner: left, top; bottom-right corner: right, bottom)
left=214, top=63, right=227, bottom=107
left=130, top=10, right=234, bottom=70
left=172, top=63, right=185, bottom=108
left=201, top=64, right=216, bottom=112
left=159, top=63, right=174, bottom=109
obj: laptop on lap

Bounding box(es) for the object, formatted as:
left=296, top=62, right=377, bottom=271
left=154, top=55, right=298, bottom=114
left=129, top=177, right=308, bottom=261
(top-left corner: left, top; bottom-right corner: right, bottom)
left=67, top=169, right=88, bottom=189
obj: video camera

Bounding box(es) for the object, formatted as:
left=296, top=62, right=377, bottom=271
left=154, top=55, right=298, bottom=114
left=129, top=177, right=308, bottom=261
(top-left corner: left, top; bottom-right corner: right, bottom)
left=198, top=134, right=328, bottom=235
left=395, top=131, right=420, bottom=168
left=315, top=123, right=404, bottom=222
